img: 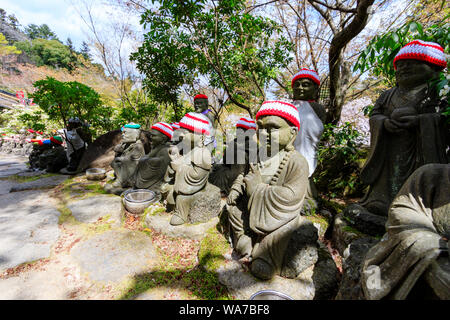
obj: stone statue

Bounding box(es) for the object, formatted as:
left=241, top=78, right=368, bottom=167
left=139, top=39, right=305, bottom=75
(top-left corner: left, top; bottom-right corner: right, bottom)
left=161, top=112, right=221, bottom=226
left=351, top=40, right=448, bottom=218
left=60, top=117, right=92, bottom=174
left=132, top=122, right=173, bottom=192
left=360, top=163, right=450, bottom=300
left=105, top=123, right=145, bottom=195
left=209, top=117, right=257, bottom=195
left=28, top=136, right=68, bottom=172
left=193, top=94, right=216, bottom=154
left=291, top=68, right=326, bottom=212
left=226, top=101, right=311, bottom=280
left=170, top=122, right=182, bottom=145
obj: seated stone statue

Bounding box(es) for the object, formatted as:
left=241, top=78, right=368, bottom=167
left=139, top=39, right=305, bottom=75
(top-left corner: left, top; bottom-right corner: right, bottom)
left=170, top=122, right=182, bottom=145
left=105, top=123, right=145, bottom=195
left=132, top=122, right=173, bottom=192
left=226, top=101, right=310, bottom=280
left=350, top=40, right=448, bottom=218
left=60, top=117, right=92, bottom=174
left=29, top=136, right=68, bottom=172
left=161, top=112, right=221, bottom=226
left=361, top=163, right=450, bottom=300
left=291, top=68, right=326, bottom=212
left=209, top=117, right=257, bottom=194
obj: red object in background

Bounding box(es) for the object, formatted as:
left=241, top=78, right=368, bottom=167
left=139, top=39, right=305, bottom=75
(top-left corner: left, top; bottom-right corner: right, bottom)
left=16, top=91, right=24, bottom=99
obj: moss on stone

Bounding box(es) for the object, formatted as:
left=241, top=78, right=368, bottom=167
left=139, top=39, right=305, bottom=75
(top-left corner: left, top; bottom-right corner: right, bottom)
left=198, top=227, right=231, bottom=272
left=5, top=173, right=57, bottom=183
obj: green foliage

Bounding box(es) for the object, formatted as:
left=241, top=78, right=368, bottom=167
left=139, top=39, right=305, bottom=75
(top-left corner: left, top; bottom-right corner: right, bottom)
left=313, top=122, right=368, bottom=199
left=354, top=19, right=449, bottom=84
left=30, top=77, right=115, bottom=136
left=131, top=0, right=293, bottom=115
left=354, top=18, right=449, bottom=121
left=15, top=38, right=79, bottom=71
left=0, top=33, right=21, bottom=56
left=24, top=24, right=59, bottom=41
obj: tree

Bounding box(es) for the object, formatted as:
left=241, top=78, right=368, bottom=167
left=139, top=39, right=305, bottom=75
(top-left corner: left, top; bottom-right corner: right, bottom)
left=80, top=41, right=90, bottom=60
left=24, top=24, right=59, bottom=41
left=66, top=37, right=74, bottom=52
left=7, top=14, right=19, bottom=30
left=15, top=38, right=75, bottom=70
left=30, top=77, right=115, bottom=136
left=131, top=0, right=293, bottom=117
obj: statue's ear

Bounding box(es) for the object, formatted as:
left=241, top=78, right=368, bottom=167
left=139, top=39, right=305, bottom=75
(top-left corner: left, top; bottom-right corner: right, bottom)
left=286, top=126, right=298, bottom=151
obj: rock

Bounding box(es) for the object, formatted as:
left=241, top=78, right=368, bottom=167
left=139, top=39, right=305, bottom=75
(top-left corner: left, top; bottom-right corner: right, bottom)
left=70, top=229, right=157, bottom=283
left=77, top=130, right=122, bottom=172
left=9, top=175, right=69, bottom=192
left=343, top=203, right=387, bottom=236
left=335, top=237, right=379, bottom=300
left=332, top=213, right=366, bottom=256
left=217, top=257, right=316, bottom=300
left=0, top=190, right=61, bottom=271
left=187, top=183, right=223, bottom=224
left=145, top=212, right=220, bottom=240
left=67, top=195, right=122, bottom=227
left=281, top=219, right=318, bottom=278
left=312, top=243, right=340, bottom=300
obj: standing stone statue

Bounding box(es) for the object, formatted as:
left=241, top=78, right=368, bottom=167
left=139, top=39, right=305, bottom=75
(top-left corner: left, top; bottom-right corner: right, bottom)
left=351, top=40, right=448, bottom=218
left=132, top=122, right=173, bottom=192
left=226, top=101, right=311, bottom=280
left=291, top=68, right=326, bottom=212
left=193, top=94, right=216, bottom=154
left=209, top=117, right=257, bottom=195
left=161, top=112, right=221, bottom=226
left=60, top=117, right=92, bottom=174
left=360, top=163, right=450, bottom=300
left=105, top=123, right=145, bottom=195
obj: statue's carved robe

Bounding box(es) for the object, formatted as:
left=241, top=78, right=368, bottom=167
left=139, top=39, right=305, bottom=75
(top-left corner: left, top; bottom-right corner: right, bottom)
left=133, top=143, right=171, bottom=191
left=110, top=140, right=145, bottom=187
left=361, top=164, right=450, bottom=300
left=229, top=150, right=309, bottom=274
left=360, top=87, right=448, bottom=216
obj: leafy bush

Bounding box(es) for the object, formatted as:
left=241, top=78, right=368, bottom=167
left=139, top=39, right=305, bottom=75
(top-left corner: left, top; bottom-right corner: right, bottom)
left=30, top=77, right=116, bottom=137
left=313, top=122, right=368, bottom=199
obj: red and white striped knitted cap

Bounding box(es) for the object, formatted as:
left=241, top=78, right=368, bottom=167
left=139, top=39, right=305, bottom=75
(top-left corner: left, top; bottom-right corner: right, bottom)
left=393, top=40, right=447, bottom=70
left=194, top=94, right=208, bottom=100
left=171, top=122, right=180, bottom=130
left=292, top=68, right=320, bottom=87
left=151, top=122, right=174, bottom=139
left=256, top=100, right=300, bottom=130
left=236, top=117, right=256, bottom=130
left=179, top=112, right=212, bottom=135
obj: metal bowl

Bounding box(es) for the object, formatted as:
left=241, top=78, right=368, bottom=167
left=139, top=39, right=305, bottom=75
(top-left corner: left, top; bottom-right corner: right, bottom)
left=86, top=168, right=106, bottom=181
left=249, top=290, right=294, bottom=300
left=122, top=189, right=156, bottom=215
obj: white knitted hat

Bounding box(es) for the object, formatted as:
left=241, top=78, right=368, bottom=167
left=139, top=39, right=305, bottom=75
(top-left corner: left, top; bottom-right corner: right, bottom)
left=236, top=117, right=256, bottom=130
left=179, top=112, right=212, bottom=135
left=256, top=100, right=300, bottom=130
left=292, top=68, right=320, bottom=88
left=151, top=122, right=174, bottom=139
left=393, top=40, right=447, bottom=70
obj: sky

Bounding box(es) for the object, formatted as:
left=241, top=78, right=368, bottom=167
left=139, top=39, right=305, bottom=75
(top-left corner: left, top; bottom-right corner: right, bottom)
left=0, top=0, right=91, bottom=50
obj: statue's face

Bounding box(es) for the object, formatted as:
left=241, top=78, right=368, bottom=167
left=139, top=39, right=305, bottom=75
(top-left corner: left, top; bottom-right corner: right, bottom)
left=256, top=115, right=297, bottom=154
left=150, top=129, right=168, bottom=147
left=194, top=98, right=209, bottom=113
left=293, top=78, right=318, bottom=101
left=236, top=128, right=256, bottom=152
left=395, top=59, right=439, bottom=88
left=122, top=128, right=140, bottom=143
